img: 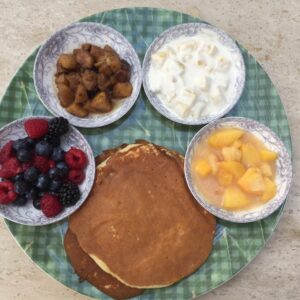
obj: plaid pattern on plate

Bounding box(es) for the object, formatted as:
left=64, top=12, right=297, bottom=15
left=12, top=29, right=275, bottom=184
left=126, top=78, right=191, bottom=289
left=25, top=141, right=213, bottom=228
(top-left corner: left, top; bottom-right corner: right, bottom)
left=0, top=8, right=292, bottom=300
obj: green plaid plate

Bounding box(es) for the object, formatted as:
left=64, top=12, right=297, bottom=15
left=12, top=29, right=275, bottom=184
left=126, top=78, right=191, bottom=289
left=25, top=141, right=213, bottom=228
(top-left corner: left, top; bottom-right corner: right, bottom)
left=0, top=7, right=292, bottom=300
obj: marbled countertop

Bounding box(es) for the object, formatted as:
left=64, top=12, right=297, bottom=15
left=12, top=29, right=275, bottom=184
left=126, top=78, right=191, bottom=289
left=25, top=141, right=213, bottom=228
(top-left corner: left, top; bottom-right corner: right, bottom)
left=0, top=1, right=299, bottom=299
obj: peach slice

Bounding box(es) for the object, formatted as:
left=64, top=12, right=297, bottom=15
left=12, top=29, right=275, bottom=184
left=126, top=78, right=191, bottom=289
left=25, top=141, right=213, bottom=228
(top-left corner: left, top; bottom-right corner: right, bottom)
left=219, top=161, right=246, bottom=179
left=222, top=186, right=251, bottom=210
left=208, top=128, right=244, bottom=148
left=222, top=147, right=242, bottom=162
left=241, top=143, right=261, bottom=167
left=217, top=168, right=233, bottom=186
left=261, top=177, right=276, bottom=202
left=238, top=167, right=265, bottom=194
left=260, top=149, right=278, bottom=161
left=195, top=159, right=211, bottom=177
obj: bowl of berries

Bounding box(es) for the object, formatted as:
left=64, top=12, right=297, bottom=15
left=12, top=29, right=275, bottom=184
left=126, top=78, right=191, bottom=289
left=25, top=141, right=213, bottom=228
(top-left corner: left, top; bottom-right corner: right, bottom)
left=0, top=116, right=95, bottom=225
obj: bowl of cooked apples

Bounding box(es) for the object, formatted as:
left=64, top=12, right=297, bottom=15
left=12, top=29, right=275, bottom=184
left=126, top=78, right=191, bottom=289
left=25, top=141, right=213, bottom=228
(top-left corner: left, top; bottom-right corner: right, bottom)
left=34, top=22, right=142, bottom=128
left=184, top=117, right=292, bottom=223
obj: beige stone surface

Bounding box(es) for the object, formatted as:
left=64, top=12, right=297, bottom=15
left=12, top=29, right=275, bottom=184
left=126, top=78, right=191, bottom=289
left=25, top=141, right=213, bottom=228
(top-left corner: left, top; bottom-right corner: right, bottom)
left=0, top=0, right=299, bottom=299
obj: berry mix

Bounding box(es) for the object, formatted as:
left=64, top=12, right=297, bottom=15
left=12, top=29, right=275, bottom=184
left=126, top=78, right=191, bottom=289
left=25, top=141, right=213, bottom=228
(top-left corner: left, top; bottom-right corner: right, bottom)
left=0, top=117, right=88, bottom=218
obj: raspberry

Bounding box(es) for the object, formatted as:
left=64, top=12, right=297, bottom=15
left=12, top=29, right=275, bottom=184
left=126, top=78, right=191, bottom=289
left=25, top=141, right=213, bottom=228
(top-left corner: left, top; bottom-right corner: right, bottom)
left=24, top=119, right=49, bottom=139
left=59, top=182, right=81, bottom=207
left=22, top=161, right=33, bottom=172
left=0, top=141, right=14, bottom=164
left=0, top=181, right=17, bottom=204
left=68, top=169, right=85, bottom=184
left=33, top=155, right=50, bottom=173
left=65, top=148, right=87, bottom=170
left=40, top=193, right=63, bottom=217
left=0, top=158, right=22, bottom=179
left=49, top=160, right=56, bottom=169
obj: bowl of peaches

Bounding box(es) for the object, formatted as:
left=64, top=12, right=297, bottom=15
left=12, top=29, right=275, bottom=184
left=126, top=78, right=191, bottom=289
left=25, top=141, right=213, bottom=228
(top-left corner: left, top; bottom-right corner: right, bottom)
left=34, top=22, right=142, bottom=128
left=184, top=117, right=292, bottom=223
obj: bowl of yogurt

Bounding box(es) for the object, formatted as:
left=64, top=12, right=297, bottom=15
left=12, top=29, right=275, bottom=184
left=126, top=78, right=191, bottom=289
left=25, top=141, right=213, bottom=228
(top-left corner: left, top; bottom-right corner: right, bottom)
left=143, top=23, right=246, bottom=125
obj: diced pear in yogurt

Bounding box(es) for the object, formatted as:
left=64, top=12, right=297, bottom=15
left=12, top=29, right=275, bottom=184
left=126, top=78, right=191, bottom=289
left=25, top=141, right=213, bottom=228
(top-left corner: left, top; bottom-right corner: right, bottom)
left=206, top=44, right=218, bottom=56
left=178, top=89, right=196, bottom=107
left=210, top=87, right=223, bottom=103
left=217, top=56, right=231, bottom=72
left=166, top=59, right=184, bottom=76
left=191, top=101, right=206, bottom=118
left=198, top=76, right=210, bottom=92
left=173, top=102, right=190, bottom=118
left=151, top=50, right=169, bottom=68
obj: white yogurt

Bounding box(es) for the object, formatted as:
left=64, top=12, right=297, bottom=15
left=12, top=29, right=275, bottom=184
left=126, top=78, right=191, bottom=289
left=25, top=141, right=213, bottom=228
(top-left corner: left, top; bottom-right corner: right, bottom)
left=148, top=30, right=240, bottom=120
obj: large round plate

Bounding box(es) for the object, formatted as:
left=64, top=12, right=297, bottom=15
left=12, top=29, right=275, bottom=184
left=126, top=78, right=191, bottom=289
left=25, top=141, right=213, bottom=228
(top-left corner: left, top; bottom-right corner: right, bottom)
left=0, top=7, right=292, bottom=300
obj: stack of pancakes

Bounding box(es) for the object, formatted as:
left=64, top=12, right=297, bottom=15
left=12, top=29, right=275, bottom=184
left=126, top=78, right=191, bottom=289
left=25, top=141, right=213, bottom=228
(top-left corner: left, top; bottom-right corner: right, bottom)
left=64, top=141, right=216, bottom=299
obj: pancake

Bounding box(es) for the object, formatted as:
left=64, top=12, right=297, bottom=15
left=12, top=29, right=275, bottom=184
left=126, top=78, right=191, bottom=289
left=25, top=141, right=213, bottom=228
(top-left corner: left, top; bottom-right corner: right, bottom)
left=70, top=142, right=216, bottom=288
left=64, top=229, right=143, bottom=299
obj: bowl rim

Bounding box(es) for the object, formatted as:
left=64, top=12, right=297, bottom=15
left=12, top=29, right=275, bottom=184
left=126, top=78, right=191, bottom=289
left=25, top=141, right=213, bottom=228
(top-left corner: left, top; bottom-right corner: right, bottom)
left=184, top=116, right=293, bottom=223
left=0, top=115, right=96, bottom=226
left=33, top=21, right=142, bottom=128
left=142, top=22, right=246, bottom=125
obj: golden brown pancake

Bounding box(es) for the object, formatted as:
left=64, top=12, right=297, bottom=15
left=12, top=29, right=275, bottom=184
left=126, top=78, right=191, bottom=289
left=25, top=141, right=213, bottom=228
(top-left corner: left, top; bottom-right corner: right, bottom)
left=70, top=142, right=216, bottom=288
left=64, top=229, right=143, bottom=299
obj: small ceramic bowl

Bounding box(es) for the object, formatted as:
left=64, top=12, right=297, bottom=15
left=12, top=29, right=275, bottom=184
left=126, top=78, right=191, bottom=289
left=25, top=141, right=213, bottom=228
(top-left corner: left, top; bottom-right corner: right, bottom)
left=184, top=117, right=292, bottom=223
left=0, top=116, right=95, bottom=226
left=143, top=23, right=245, bottom=125
left=34, top=22, right=142, bottom=128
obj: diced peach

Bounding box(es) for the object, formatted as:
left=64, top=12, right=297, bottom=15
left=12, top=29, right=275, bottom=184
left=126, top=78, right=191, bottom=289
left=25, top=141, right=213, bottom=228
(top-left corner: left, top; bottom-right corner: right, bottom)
left=208, top=153, right=219, bottom=175
left=217, top=168, right=233, bottom=186
left=222, top=186, right=251, bottom=210
left=260, top=162, right=273, bottom=177
left=260, top=149, right=278, bottom=161
left=261, top=177, right=276, bottom=202
left=232, top=140, right=242, bottom=149
left=222, top=147, right=242, bottom=162
left=219, top=161, right=246, bottom=179
left=208, top=128, right=244, bottom=148
left=238, top=167, right=265, bottom=194
left=195, top=159, right=211, bottom=177
left=241, top=143, right=261, bottom=167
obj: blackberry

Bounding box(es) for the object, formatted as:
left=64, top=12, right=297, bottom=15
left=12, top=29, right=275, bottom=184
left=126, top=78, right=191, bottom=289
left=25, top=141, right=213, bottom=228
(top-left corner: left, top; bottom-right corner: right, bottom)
left=48, top=117, right=69, bottom=138
left=59, top=182, right=80, bottom=207
left=44, top=134, right=60, bottom=147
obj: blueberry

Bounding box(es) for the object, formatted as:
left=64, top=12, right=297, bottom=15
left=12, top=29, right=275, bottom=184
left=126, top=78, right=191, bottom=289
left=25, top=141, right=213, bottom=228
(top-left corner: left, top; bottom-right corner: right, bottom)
left=12, top=138, right=26, bottom=152
left=14, top=180, right=30, bottom=195
left=33, top=197, right=41, bottom=210
left=49, top=180, right=62, bottom=193
left=24, top=137, right=36, bottom=149
left=35, top=141, right=53, bottom=157
left=48, top=168, right=61, bottom=180
left=13, top=173, right=24, bottom=182
left=13, top=196, right=28, bottom=206
left=17, top=148, right=32, bottom=162
left=26, top=188, right=39, bottom=202
left=56, top=162, right=69, bottom=177
left=24, top=167, right=39, bottom=182
left=36, top=174, right=50, bottom=190
left=51, top=147, right=65, bottom=162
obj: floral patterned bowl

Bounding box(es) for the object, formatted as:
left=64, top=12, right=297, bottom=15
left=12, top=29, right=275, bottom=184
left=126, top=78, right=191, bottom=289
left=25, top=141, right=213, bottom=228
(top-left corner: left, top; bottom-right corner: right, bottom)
left=184, top=117, right=292, bottom=223
left=0, top=116, right=95, bottom=226
left=143, top=23, right=246, bottom=125
left=33, top=22, right=142, bottom=128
